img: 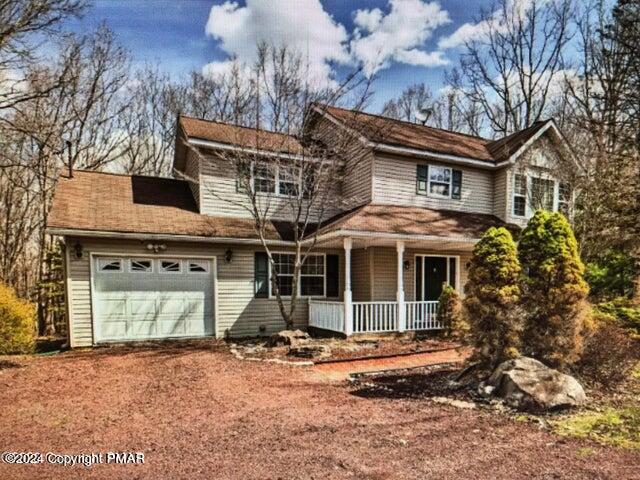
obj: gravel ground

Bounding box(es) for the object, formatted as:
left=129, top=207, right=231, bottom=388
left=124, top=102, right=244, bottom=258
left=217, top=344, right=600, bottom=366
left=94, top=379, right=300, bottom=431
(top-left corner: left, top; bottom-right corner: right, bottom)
left=1, top=341, right=638, bottom=480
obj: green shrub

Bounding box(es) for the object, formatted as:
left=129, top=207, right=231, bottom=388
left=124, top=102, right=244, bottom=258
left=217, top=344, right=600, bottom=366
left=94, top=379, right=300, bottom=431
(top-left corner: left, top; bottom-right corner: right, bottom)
left=464, top=227, right=522, bottom=368
left=0, top=282, right=36, bottom=354
left=519, top=211, right=589, bottom=368
left=593, top=297, right=640, bottom=334
left=585, top=249, right=637, bottom=300
left=437, top=284, right=468, bottom=341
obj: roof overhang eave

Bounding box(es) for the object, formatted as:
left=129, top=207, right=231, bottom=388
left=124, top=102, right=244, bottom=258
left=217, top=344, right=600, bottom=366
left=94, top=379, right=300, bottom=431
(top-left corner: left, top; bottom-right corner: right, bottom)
left=308, top=228, right=481, bottom=245
left=46, top=227, right=293, bottom=246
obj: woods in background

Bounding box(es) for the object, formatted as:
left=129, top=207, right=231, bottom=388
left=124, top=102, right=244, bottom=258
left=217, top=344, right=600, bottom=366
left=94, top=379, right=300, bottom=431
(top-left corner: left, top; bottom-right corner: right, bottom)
left=0, top=0, right=638, bottom=334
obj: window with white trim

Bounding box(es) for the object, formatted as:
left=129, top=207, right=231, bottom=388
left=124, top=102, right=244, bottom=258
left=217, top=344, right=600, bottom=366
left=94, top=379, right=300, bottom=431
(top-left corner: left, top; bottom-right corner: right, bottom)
left=513, top=174, right=527, bottom=217
left=253, top=162, right=276, bottom=193
left=558, top=182, right=571, bottom=216
left=98, top=258, right=122, bottom=272
left=130, top=259, right=152, bottom=273
left=188, top=260, right=209, bottom=273
left=270, top=253, right=326, bottom=297
left=531, top=177, right=555, bottom=211
left=278, top=165, right=300, bottom=196
left=428, top=165, right=452, bottom=198
left=160, top=260, right=181, bottom=273
left=300, top=255, right=325, bottom=296
left=272, top=253, right=295, bottom=296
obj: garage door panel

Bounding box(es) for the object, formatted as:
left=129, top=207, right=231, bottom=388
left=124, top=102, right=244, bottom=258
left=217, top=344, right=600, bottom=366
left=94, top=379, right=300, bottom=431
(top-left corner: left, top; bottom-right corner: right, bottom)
left=93, top=257, right=214, bottom=342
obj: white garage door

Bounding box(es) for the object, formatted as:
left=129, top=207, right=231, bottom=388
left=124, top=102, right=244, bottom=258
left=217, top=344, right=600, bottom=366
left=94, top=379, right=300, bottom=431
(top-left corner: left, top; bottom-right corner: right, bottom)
left=92, top=257, right=214, bottom=342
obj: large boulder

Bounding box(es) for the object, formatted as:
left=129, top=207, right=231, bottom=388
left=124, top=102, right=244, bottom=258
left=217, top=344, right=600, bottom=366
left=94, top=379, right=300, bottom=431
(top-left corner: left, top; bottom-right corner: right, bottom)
left=485, top=357, right=586, bottom=412
left=266, top=329, right=310, bottom=347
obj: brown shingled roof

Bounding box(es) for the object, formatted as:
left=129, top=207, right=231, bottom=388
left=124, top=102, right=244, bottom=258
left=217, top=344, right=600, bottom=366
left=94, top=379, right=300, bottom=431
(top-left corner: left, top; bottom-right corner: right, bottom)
left=179, top=115, right=303, bottom=155
left=321, top=105, right=495, bottom=162
left=486, top=120, right=550, bottom=162
left=318, top=105, right=555, bottom=164
left=47, top=171, right=283, bottom=240
left=316, top=204, right=508, bottom=239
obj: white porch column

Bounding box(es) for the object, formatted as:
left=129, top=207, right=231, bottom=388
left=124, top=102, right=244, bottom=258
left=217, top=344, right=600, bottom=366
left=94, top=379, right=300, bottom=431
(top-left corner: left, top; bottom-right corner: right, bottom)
left=396, top=240, right=406, bottom=332
left=343, top=237, right=353, bottom=336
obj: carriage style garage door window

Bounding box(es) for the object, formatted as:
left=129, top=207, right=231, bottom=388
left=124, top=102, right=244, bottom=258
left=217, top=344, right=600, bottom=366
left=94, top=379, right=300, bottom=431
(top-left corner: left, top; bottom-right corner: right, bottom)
left=92, top=256, right=214, bottom=342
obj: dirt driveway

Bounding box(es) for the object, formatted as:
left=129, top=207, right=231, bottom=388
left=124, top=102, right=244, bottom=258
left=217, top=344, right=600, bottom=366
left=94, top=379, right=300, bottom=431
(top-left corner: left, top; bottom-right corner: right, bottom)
left=0, top=342, right=638, bottom=480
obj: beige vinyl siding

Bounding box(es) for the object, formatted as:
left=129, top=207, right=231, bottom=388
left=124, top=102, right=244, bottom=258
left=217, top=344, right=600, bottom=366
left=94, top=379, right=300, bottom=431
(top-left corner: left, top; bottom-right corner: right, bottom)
left=342, top=141, right=374, bottom=207
left=183, top=149, right=201, bottom=209
left=310, top=115, right=374, bottom=208
left=65, top=237, right=343, bottom=347
left=351, top=248, right=371, bottom=301
left=198, top=152, right=342, bottom=222
left=372, top=153, right=494, bottom=214
left=493, top=167, right=508, bottom=221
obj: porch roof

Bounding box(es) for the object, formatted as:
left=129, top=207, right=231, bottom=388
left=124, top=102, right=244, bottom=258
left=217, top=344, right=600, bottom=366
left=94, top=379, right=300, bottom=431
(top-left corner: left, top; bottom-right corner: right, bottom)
left=314, top=204, right=510, bottom=243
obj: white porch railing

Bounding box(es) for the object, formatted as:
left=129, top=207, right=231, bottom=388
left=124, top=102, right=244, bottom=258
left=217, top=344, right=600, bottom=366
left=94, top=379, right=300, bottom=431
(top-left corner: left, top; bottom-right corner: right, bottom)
left=405, top=301, right=443, bottom=331
left=352, top=301, right=398, bottom=333
left=308, top=300, right=344, bottom=333
left=309, top=300, right=444, bottom=335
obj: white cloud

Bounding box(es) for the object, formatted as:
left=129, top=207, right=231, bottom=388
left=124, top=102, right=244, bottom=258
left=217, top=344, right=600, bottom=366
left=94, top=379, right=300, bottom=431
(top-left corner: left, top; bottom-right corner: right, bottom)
left=205, top=0, right=350, bottom=89
left=351, top=0, right=451, bottom=76
left=438, top=0, right=552, bottom=49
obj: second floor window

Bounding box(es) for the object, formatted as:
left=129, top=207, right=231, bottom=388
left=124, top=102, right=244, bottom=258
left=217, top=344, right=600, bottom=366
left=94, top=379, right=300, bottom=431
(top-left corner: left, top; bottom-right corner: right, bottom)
left=417, top=164, right=462, bottom=199
left=253, top=163, right=276, bottom=193
left=278, top=166, right=300, bottom=196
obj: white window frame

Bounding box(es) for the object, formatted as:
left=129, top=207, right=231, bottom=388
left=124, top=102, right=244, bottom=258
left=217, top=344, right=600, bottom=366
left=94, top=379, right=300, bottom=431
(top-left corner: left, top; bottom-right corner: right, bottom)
left=414, top=254, right=461, bottom=299
left=187, top=260, right=210, bottom=274
left=557, top=181, right=572, bottom=216
left=97, top=258, right=123, bottom=273
left=530, top=176, right=555, bottom=212
left=512, top=173, right=527, bottom=217
left=427, top=165, right=453, bottom=199
left=268, top=252, right=326, bottom=299
left=129, top=259, right=153, bottom=273
left=159, top=259, right=182, bottom=274
left=246, top=161, right=304, bottom=198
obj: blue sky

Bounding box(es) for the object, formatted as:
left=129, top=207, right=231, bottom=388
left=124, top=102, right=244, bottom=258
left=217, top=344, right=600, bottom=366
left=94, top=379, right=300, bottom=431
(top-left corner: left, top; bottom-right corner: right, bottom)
left=67, top=0, right=496, bottom=111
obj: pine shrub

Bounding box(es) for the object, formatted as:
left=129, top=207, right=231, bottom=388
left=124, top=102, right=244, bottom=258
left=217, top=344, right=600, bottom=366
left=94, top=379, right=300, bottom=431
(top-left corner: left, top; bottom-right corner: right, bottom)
left=0, top=282, right=36, bottom=354
left=464, top=227, right=522, bottom=368
left=519, top=211, right=589, bottom=367
left=437, top=284, right=468, bottom=341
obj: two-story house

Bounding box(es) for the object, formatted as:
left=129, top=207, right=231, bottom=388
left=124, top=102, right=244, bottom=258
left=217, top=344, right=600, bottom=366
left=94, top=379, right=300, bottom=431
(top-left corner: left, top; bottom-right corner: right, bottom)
left=47, top=104, right=576, bottom=347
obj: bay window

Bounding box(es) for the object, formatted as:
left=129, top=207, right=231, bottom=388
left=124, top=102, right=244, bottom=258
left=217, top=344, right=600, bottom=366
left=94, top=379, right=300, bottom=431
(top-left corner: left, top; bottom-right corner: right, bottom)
left=531, top=177, right=554, bottom=211
left=513, top=173, right=527, bottom=217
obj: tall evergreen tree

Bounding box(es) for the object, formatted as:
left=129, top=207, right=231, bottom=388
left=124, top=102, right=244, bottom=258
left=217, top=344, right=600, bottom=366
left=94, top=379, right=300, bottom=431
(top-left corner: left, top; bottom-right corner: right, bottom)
left=464, top=227, right=522, bottom=369
left=519, top=211, right=589, bottom=367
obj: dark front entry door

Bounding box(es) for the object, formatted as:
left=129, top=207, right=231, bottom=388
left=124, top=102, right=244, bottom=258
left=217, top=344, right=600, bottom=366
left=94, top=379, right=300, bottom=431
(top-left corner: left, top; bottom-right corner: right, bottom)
left=417, top=257, right=448, bottom=301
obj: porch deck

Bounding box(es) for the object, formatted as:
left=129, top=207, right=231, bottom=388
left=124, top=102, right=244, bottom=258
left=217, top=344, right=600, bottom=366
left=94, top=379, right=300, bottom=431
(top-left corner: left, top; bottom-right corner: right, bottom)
left=309, top=299, right=444, bottom=335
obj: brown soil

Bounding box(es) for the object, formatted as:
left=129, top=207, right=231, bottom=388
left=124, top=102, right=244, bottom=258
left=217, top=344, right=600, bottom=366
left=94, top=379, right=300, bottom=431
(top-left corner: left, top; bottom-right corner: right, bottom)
left=1, top=339, right=638, bottom=479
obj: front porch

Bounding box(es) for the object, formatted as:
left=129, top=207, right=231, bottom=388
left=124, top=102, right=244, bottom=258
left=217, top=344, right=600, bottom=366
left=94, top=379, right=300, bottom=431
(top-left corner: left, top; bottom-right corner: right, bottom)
left=308, top=234, right=475, bottom=336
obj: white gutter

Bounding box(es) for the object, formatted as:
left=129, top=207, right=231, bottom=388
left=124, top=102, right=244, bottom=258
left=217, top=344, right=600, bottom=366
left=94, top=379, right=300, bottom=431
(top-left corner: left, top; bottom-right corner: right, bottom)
left=371, top=142, right=508, bottom=170
left=46, top=227, right=293, bottom=246
left=309, top=228, right=481, bottom=245
left=188, top=138, right=324, bottom=163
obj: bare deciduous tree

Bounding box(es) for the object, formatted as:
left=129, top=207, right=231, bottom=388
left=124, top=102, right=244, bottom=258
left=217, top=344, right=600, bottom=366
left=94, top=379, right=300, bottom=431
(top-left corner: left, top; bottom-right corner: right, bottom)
left=449, top=0, right=574, bottom=137
left=184, top=46, right=374, bottom=329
